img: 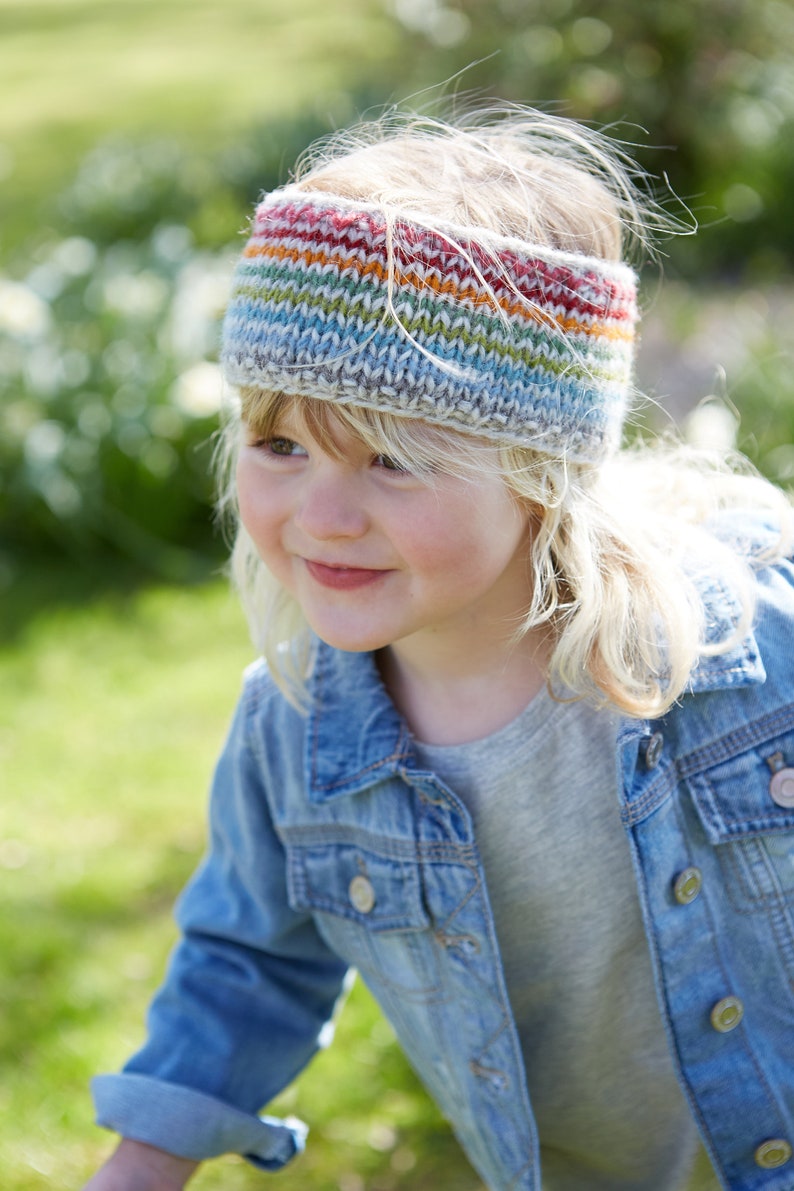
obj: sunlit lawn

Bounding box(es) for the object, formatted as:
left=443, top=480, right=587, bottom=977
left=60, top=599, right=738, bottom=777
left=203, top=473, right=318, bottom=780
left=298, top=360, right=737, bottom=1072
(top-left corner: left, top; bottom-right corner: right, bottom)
left=0, top=571, right=484, bottom=1190
left=0, top=0, right=402, bottom=257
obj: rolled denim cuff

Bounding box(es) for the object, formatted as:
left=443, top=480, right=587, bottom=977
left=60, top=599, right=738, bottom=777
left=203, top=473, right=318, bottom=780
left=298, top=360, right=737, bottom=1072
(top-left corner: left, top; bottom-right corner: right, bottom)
left=91, top=1073, right=308, bottom=1171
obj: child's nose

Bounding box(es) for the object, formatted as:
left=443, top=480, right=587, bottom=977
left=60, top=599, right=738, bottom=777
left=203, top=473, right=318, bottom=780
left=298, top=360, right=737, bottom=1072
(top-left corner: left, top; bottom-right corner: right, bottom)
left=294, top=472, right=368, bottom=541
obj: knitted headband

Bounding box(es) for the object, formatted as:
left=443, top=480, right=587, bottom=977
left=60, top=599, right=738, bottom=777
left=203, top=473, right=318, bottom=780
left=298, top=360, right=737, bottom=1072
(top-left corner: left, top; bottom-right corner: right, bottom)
left=221, top=187, right=639, bottom=461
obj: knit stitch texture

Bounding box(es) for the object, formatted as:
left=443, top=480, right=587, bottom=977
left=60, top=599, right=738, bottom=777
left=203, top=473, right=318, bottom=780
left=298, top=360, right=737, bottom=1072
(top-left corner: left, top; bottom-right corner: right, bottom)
left=221, top=188, right=639, bottom=461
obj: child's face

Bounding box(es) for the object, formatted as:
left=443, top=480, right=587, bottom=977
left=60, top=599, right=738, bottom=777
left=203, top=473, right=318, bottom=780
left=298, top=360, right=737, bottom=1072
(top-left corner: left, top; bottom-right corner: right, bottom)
left=236, top=405, right=533, bottom=661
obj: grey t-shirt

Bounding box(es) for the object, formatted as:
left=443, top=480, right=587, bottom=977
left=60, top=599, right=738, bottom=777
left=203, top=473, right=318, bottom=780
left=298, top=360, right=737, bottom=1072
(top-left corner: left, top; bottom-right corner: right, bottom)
left=413, top=689, right=718, bottom=1191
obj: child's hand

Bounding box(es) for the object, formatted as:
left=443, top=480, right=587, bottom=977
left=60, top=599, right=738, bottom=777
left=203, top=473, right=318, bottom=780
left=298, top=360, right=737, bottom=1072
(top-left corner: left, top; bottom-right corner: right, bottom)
left=82, top=1138, right=200, bottom=1190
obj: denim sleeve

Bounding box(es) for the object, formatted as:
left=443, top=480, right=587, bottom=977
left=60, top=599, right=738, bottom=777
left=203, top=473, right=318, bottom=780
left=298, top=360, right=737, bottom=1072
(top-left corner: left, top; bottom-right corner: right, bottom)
left=91, top=680, right=350, bottom=1170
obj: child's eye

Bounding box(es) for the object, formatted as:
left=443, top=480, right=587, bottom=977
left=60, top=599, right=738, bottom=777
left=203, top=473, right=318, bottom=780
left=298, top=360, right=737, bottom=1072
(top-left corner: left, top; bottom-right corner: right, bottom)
left=271, top=437, right=305, bottom=456
left=374, top=453, right=407, bottom=473
left=254, top=436, right=308, bottom=458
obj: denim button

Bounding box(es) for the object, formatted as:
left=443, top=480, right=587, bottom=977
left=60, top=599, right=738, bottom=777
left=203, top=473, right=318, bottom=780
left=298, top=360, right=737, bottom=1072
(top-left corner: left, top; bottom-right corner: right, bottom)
left=710, top=995, right=744, bottom=1033
left=349, top=875, right=376, bottom=914
left=754, top=1138, right=792, bottom=1169
left=439, top=932, right=481, bottom=955
left=673, top=867, right=702, bottom=905
left=769, top=767, right=794, bottom=808
left=470, top=1060, right=509, bottom=1091
left=644, top=732, right=664, bottom=770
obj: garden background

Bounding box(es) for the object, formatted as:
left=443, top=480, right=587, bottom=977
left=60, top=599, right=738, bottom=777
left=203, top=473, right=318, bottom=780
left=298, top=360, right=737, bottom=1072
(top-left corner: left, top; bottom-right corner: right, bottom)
left=2, top=1, right=793, bottom=1187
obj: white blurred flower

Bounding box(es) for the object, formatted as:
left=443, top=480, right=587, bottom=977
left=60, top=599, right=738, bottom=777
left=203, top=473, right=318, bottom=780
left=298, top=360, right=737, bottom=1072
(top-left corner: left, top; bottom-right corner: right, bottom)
left=62, top=349, right=91, bottom=387
left=28, top=238, right=99, bottom=299
left=684, top=402, right=739, bottom=452
left=25, top=419, right=66, bottom=465
left=171, top=361, right=223, bottom=418
left=147, top=404, right=184, bottom=439
left=723, top=183, right=764, bottom=223
left=391, top=0, right=469, bottom=44
left=152, top=223, right=193, bottom=263
left=24, top=344, right=63, bottom=396
left=3, top=399, right=40, bottom=444
left=103, top=338, right=140, bottom=381
left=571, top=16, right=613, bottom=55
left=168, top=254, right=233, bottom=362
left=39, top=470, right=82, bottom=516
left=522, top=26, right=564, bottom=65
left=26, top=263, right=66, bottom=301
left=77, top=401, right=113, bottom=439
left=140, top=438, right=178, bottom=479
left=51, top=236, right=98, bottom=276
left=104, top=270, right=168, bottom=319
left=0, top=278, right=51, bottom=339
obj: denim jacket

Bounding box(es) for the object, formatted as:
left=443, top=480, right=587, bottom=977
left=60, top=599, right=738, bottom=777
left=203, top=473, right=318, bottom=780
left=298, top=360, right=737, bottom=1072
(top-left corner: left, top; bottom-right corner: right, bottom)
left=93, top=518, right=794, bottom=1190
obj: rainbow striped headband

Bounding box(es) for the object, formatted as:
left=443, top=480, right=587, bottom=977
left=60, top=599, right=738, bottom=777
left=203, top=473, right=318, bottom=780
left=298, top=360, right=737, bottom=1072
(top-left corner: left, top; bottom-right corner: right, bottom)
left=221, top=188, right=639, bottom=461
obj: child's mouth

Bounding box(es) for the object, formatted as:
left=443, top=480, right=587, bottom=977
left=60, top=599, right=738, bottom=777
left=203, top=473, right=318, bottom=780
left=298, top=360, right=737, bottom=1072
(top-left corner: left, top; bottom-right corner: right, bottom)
left=305, top=560, right=388, bottom=590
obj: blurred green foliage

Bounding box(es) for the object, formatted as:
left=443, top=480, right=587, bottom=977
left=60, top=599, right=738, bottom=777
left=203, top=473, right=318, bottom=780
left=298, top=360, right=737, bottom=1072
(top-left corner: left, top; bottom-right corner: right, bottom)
left=0, top=112, right=344, bottom=576
left=390, top=0, right=794, bottom=279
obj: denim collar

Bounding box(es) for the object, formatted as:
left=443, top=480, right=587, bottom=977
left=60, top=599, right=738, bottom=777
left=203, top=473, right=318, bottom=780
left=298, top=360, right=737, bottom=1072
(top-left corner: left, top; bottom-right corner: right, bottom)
left=304, top=563, right=764, bottom=802
left=687, top=570, right=764, bottom=693
left=305, top=643, right=413, bottom=803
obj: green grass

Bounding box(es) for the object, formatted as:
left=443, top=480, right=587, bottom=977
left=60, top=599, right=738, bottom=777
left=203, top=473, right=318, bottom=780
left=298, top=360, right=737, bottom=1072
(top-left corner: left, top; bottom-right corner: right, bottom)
left=0, top=571, right=483, bottom=1189
left=0, top=0, right=402, bottom=257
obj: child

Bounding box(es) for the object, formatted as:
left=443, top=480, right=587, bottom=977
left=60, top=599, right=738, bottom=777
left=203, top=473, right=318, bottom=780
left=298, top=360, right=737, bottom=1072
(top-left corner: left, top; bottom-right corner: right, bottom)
left=84, top=107, right=794, bottom=1191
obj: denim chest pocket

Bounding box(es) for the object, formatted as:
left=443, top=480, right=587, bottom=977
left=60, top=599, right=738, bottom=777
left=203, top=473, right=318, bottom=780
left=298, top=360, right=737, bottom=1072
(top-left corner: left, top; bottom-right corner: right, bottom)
left=685, top=726, right=794, bottom=911
left=285, top=839, right=442, bottom=997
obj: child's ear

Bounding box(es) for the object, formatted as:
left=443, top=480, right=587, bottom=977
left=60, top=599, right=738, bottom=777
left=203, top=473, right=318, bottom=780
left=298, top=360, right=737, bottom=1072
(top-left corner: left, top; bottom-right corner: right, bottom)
left=523, top=501, right=545, bottom=529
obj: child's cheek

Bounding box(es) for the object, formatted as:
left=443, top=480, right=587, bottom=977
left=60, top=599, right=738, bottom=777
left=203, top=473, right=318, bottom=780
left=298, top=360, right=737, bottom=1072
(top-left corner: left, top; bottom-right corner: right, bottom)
left=235, top=458, right=284, bottom=565
left=236, top=455, right=273, bottom=527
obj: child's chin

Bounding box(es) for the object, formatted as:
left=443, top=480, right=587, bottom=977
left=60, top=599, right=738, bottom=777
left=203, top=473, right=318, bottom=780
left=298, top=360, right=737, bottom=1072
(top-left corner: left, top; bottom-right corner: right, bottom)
left=310, top=623, right=391, bottom=655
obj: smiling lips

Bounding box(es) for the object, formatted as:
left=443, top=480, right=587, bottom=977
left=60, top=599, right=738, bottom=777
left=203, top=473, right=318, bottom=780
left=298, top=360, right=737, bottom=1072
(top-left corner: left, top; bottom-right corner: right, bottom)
left=305, top=560, right=389, bottom=590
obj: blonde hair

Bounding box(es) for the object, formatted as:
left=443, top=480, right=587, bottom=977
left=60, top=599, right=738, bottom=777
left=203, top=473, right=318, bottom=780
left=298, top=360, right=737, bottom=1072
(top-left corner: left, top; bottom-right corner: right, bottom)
left=289, top=104, right=664, bottom=260
left=217, top=107, right=791, bottom=718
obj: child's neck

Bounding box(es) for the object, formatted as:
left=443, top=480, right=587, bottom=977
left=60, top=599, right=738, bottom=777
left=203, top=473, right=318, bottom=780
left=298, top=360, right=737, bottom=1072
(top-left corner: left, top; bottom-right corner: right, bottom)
left=378, top=630, right=550, bottom=747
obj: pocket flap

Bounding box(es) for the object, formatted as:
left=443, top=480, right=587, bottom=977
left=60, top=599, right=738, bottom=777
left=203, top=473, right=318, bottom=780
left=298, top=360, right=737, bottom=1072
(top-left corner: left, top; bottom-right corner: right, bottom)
left=685, top=726, right=794, bottom=844
left=287, top=841, right=430, bottom=932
